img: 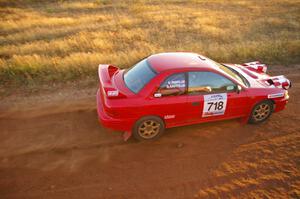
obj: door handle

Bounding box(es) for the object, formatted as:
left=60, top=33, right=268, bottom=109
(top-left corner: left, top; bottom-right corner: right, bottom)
left=192, top=102, right=200, bottom=106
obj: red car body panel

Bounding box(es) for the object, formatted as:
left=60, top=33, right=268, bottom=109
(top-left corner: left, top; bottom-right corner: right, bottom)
left=96, top=53, right=290, bottom=138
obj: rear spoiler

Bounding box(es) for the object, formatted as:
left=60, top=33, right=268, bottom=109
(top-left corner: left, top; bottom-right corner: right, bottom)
left=98, top=64, right=126, bottom=98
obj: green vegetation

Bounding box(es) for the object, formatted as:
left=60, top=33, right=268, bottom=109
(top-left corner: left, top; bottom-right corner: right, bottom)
left=0, top=0, right=299, bottom=88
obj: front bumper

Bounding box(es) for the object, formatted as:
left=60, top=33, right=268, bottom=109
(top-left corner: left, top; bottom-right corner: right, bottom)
left=273, top=98, right=288, bottom=113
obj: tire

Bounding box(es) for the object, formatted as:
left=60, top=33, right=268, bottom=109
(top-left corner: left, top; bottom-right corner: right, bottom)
left=132, top=116, right=165, bottom=141
left=248, top=100, right=273, bottom=124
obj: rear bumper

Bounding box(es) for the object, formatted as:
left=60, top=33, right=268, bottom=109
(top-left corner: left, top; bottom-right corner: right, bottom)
left=96, top=89, right=133, bottom=132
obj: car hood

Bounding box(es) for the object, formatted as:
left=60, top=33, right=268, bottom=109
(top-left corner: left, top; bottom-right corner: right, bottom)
left=223, top=62, right=291, bottom=90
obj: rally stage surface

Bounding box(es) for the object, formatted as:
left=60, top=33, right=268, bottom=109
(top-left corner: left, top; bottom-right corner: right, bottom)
left=0, top=65, right=299, bottom=199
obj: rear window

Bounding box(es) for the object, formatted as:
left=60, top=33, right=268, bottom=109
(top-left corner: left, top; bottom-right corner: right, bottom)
left=124, top=59, right=157, bottom=93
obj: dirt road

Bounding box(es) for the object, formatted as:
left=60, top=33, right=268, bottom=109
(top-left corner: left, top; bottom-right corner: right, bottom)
left=0, top=65, right=299, bottom=199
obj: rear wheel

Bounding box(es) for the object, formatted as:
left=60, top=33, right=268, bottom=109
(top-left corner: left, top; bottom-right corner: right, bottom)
left=249, top=100, right=273, bottom=124
left=133, top=116, right=165, bottom=141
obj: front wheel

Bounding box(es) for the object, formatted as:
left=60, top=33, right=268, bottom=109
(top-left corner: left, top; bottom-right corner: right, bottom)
left=249, top=100, right=273, bottom=124
left=133, top=116, right=165, bottom=141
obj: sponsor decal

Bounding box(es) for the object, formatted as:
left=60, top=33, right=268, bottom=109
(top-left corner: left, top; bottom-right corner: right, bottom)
left=154, top=93, right=162, bottom=98
left=268, top=93, right=284, bottom=99
left=203, top=93, right=227, bottom=117
left=107, top=90, right=119, bottom=96
left=166, top=80, right=185, bottom=89
left=164, top=115, right=175, bottom=119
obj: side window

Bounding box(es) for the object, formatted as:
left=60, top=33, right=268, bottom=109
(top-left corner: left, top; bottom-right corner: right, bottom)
left=157, top=73, right=186, bottom=96
left=188, top=72, right=236, bottom=94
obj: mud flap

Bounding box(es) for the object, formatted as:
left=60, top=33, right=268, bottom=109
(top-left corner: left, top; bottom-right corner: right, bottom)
left=123, top=131, right=132, bottom=141
left=239, top=116, right=249, bottom=124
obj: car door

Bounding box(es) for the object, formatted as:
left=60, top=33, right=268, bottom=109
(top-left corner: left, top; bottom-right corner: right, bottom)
left=186, top=71, right=249, bottom=123
left=148, top=72, right=190, bottom=127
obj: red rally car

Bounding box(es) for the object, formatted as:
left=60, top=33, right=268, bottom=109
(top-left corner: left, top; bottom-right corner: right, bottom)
left=96, top=52, right=291, bottom=141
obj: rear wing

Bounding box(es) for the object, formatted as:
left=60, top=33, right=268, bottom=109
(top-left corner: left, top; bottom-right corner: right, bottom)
left=98, top=64, right=126, bottom=98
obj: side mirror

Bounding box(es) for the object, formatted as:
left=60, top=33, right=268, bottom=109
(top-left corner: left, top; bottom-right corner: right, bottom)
left=236, top=85, right=242, bottom=94
left=154, top=93, right=162, bottom=98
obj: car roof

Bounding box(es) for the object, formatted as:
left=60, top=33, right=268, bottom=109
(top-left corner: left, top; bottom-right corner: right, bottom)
left=147, top=52, right=218, bottom=73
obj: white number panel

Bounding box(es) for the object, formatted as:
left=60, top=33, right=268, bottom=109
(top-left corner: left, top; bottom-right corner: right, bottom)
left=202, top=93, right=227, bottom=117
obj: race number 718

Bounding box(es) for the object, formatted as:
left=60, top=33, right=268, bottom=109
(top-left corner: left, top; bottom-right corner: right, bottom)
left=202, top=93, right=227, bottom=117
left=207, top=101, right=224, bottom=111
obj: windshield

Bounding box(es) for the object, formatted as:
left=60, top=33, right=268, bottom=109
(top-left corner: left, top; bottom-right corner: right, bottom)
left=219, top=64, right=249, bottom=87
left=124, top=59, right=157, bottom=93
left=211, top=61, right=249, bottom=87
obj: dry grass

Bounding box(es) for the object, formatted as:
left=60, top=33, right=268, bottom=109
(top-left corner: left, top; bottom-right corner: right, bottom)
left=0, top=0, right=299, bottom=88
